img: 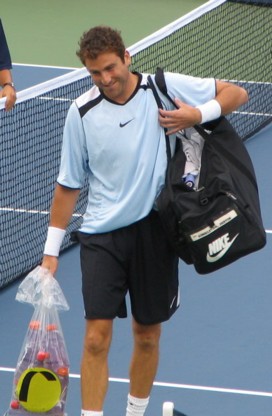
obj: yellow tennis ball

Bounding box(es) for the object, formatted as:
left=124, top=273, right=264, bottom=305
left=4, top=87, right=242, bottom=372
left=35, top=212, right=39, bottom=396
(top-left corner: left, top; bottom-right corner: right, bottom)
left=16, top=367, right=61, bottom=412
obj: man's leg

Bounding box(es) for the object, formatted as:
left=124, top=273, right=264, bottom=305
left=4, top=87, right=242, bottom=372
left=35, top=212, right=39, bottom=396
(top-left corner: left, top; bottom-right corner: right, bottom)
left=81, top=319, right=113, bottom=411
left=129, top=319, right=161, bottom=396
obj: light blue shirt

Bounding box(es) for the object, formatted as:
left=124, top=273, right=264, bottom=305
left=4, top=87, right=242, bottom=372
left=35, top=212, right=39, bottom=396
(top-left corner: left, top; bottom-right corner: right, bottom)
left=57, top=72, right=216, bottom=233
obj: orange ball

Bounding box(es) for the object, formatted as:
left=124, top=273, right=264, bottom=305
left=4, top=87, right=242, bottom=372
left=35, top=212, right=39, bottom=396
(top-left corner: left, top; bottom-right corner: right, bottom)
left=36, top=351, right=47, bottom=361
left=57, top=367, right=69, bottom=377
left=29, top=320, right=40, bottom=330
left=46, top=324, right=58, bottom=331
left=10, top=400, right=20, bottom=409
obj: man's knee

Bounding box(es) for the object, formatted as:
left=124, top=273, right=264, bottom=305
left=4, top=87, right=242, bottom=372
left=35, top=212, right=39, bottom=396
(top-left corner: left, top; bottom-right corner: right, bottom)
left=84, top=319, right=113, bottom=356
left=132, top=320, right=161, bottom=351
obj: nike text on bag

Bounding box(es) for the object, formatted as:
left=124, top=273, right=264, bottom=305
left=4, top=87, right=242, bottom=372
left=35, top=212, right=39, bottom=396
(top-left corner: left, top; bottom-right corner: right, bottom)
left=148, top=69, right=266, bottom=274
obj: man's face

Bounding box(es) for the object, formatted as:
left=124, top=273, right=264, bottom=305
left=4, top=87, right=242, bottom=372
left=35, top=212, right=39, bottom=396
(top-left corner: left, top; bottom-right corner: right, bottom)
left=85, top=51, right=132, bottom=103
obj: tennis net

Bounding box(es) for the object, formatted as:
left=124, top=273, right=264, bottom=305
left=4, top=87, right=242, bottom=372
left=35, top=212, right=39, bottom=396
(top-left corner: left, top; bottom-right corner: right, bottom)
left=0, top=0, right=271, bottom=288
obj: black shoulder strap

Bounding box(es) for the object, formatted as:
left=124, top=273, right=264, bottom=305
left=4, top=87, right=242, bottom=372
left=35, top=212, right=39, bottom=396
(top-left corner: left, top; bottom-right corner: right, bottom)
left=155, top=67, right=211, bottom=141
left=147, top=74, right=172, bottom=163
left=154, top=67, right=176, bottom=107
left=155, top=67, right=208, bottom=137
left=153, top=67, right=258, bottom=190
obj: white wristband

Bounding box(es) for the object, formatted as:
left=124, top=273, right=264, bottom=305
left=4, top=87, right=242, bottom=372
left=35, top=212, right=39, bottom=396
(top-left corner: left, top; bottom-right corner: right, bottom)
left=44, top=226, right=66, bottom=257
left=196, top=99, right=221, bottom=124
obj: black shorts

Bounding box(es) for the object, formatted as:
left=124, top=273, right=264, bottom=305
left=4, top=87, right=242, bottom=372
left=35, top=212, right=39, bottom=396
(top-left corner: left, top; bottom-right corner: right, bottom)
left=75, top=210, right=179, bottom=325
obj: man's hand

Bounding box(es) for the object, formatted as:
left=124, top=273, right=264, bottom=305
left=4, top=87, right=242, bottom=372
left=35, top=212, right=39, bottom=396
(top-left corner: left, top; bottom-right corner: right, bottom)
left=41, top=255, right=59, bottom=277
left=0, top=84, right=16, bottom=111
left=158, top=98, right=202, bottom=135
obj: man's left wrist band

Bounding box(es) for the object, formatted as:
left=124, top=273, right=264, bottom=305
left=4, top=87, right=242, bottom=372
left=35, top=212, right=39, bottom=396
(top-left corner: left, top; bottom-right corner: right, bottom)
left=44, top=226, right=66, bottom=257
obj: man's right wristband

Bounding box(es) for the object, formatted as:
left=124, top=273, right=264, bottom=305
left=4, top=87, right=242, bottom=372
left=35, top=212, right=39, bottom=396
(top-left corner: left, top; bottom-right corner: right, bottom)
left=196, top=99, right=221, bottom=124
left=44, top=226, right=66, bottom=257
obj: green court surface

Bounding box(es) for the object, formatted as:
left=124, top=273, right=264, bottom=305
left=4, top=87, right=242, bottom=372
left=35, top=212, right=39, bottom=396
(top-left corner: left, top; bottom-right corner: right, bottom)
left=0, top=0, right=206, bottom=67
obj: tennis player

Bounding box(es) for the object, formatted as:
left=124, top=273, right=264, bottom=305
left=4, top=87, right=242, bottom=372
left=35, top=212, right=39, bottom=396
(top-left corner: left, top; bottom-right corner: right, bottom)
left=42, top=26, right=248, bottom=416
left=0, top=19, right=16, bottom=111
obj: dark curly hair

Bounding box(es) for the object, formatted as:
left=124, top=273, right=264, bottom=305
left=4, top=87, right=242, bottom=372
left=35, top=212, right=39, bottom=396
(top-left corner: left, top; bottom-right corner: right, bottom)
left=76, top=26, right=126, bottom=64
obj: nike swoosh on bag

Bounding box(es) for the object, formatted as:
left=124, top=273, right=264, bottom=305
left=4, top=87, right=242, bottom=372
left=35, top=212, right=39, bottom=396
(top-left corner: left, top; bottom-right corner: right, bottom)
left=206, top=234, right=239, bottom=263
left=119, top=119, right=134, bottom=127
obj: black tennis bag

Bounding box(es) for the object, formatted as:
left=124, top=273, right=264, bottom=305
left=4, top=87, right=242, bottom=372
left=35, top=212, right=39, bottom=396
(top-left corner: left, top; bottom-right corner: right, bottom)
left=148, top=69, right=266, bottom=274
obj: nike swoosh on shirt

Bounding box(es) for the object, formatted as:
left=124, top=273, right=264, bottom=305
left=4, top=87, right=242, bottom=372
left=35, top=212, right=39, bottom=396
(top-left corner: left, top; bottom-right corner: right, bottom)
left=206, top=234, right=239, bottom=263
left=119, top=119, right=134, bottom=128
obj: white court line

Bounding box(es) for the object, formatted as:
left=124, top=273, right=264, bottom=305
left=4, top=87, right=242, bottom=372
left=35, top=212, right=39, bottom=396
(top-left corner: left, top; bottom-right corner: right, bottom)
left=0, top=207, right=271, bottom=234
left=1, top=367, right=271, bottom=398
left=14, top=62, right=79, bottom=71
left=0, top=207, right=81, bottom=217
left=38, top=96, right=73, bottom=103
left=0, top=207, right=50, bottom=215
left=233, top=110, right=272, bottom=117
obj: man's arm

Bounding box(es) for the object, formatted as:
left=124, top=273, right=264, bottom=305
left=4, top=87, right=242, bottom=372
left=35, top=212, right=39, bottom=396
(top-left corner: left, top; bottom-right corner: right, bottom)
left=0, top=68, right=16, bottom=111
left=213, top=80, right=248, bottom=116
left=158, top=80, right=248, bottom=135
left=0, top=19, right=16, bottom=110
left=42, top=184, right=81, bottom=275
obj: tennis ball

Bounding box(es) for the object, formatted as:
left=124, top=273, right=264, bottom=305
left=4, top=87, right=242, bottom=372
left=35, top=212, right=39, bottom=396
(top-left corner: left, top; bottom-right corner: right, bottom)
left=56, top=367, right=69, bottom=377
left=29, top=320, right=40, bottom=330
left=10, top=400, right=20, bottom=409
left=46, top=323, right=58, bottom=331
left=16, top=367, right=61, bottom=412
left=36, top=351, right=47, bottom=361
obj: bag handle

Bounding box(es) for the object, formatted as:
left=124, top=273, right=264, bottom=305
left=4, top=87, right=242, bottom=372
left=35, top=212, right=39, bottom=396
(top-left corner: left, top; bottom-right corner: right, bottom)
left=147, top=74, right=172, bottom=163
left=154, top=67, right=211, bottom=138
left=153, top=67, right=258, bottom=190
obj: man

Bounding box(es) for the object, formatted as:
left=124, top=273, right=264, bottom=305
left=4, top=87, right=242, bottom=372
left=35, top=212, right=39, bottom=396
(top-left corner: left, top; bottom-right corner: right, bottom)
left=0, top=19, right=16, bottom=111
left=42, top=26, right=248, bottom=416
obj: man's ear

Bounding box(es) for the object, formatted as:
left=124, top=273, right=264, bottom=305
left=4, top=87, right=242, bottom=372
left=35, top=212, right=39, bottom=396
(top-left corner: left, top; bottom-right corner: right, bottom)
left=124, top=50, right=131, bottom=66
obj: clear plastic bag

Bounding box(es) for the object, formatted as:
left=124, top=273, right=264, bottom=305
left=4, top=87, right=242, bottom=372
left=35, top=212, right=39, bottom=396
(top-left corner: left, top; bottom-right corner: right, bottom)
left=4, top=266, right=70, bottom=416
